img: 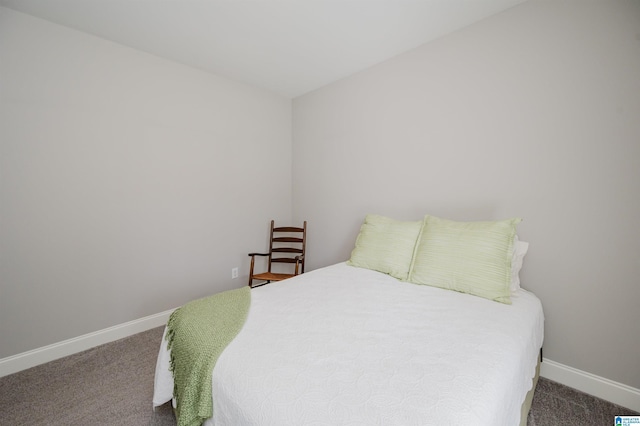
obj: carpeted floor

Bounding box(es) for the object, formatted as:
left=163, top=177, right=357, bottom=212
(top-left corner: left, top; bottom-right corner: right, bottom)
left=0, top=326, right=637, bottom=425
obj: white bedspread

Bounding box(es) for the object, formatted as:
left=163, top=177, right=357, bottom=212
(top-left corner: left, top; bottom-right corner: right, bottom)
left=154, top=262, right=544, bottom=426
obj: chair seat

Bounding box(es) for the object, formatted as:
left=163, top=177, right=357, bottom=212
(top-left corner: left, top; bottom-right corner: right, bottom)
left=251, top=272, right=295, bottom=282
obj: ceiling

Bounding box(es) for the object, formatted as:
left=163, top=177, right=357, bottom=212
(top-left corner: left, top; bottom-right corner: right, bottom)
left=0, top=0, right=526, bottom=98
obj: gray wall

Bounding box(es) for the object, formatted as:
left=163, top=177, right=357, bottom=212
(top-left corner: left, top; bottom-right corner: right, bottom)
left=293, top=0, right=640, bottom=389
left=0, top=8, right=292, bottom=358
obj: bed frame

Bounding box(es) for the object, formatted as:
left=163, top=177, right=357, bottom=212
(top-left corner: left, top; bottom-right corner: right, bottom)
left=520, top=352, right=542, bottom=426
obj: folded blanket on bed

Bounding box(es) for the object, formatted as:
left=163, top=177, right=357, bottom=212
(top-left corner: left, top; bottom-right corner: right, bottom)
left=166, top=286, right=251, bottom=426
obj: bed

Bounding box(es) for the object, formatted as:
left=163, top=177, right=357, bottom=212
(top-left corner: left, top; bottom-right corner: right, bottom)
left=153, top=215, right=544, bottom=426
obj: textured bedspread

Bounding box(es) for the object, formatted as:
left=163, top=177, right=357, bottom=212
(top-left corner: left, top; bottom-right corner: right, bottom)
left=154, top=262, right=544, bottom=426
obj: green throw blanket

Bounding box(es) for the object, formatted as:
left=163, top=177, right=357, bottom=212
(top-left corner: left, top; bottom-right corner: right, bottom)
left=166, top=286, right=251, bottom=426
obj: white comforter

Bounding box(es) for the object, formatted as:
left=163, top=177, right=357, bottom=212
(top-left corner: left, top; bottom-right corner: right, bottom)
left=154, top=262, right=544, bottom=426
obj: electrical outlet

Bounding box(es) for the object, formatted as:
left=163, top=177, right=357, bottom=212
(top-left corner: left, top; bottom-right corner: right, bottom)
left=231, top=267, right=239, bottom=279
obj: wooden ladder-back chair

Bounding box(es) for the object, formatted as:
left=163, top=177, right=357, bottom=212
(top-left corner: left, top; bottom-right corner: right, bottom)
left=248, top=220, right=307, bottom=288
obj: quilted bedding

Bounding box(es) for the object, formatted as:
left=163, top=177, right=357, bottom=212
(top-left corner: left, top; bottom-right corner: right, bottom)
left=154, top=262, right=544, bottom=426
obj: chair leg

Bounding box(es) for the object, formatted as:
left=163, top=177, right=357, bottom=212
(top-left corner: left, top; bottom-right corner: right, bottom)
left=248, top=255, right=255, bottom=287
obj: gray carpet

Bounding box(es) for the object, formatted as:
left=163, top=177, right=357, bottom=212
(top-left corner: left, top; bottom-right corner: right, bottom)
left=0, top=326, right=637, bottom=425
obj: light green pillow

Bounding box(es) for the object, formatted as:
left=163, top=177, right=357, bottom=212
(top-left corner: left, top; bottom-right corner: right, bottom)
left=347, top=214, right=423, bottom=280
left=408, top=215, right=521, bottom=304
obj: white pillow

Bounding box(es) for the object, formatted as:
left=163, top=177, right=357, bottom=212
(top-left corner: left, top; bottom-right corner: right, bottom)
left=510, top=236, right=529, bottom=292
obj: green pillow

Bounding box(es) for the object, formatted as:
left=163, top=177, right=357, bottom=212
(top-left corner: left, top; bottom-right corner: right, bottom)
left=408, top=215, right=521, bottom=304
left=347, top=214, right=422, bottom=280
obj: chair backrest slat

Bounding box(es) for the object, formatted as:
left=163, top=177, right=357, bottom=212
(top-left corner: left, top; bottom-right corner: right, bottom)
left=271, top=258, right=300, bottom=263
left=273, top=237, right=303, bottom=243
left=273, top=226, right=304, bottom=233
left=272, top=247, right=303, bottom=253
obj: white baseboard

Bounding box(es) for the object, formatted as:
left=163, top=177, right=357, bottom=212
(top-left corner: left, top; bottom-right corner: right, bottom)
left=0, top=308, right=175, bottom=378
left=541, top=358, right=640, bottom=412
